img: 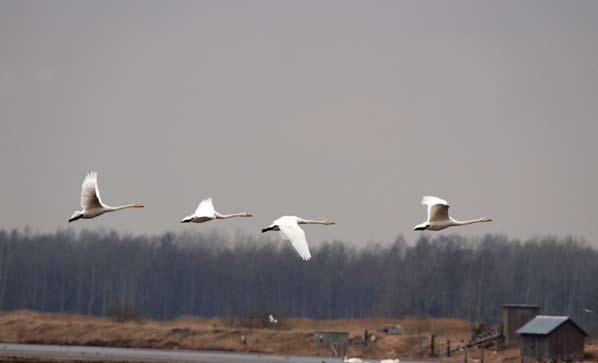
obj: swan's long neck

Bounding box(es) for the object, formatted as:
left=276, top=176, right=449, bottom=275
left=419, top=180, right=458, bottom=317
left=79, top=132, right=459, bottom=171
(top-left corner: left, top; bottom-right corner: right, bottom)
left=106, top=203, right=139, bottom=212
left=298, top=218, right=329, bottom=225
left=214, top=211, right=250, bottom=219
left=451, top=217, right=488, bottom=226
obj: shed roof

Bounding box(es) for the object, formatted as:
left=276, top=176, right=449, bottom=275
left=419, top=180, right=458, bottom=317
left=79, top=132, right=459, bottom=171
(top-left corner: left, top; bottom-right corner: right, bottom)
left=516, top=315, right=589, bottom=337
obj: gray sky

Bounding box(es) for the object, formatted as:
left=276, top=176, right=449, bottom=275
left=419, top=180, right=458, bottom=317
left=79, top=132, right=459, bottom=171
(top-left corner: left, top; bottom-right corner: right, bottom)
left=1, top=0, right=598, bottom=245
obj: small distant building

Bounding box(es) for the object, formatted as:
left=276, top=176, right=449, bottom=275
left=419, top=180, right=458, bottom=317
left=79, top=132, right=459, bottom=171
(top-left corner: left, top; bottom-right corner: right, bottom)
left=314, top=331, right=349, bottom=356
left=383, top=324, right=402, bottom=335
left=503, top=304, right=540, bottom=345
left=314, top=331, right=349, bottom=345
left=517, top=315, right=589, bottom=361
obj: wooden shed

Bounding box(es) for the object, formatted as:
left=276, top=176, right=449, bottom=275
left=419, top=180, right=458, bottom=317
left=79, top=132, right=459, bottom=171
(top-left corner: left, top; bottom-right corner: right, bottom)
left=517, top=315, right=589, bottom=361
left=503, top=304, right=540, bottom=345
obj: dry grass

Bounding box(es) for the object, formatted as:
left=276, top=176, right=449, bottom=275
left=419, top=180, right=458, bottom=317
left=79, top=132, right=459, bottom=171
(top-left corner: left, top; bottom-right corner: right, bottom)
left=0, top=310, right=474, bottom=359
left=5, top=310, right=596, bottom=363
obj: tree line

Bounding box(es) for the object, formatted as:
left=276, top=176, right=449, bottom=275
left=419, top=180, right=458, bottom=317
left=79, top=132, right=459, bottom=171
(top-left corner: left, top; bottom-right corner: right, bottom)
left=1, top=229, right=597, bottom=332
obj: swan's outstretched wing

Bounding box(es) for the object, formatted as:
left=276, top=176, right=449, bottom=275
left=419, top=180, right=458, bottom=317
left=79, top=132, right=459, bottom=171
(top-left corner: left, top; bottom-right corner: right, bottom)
left=277, top=220, right=311, bottom=261
left=194, top=198, right=216, bottom=218
left=80, top=172, right=105, bottom=210
left=422, top=196, right=449, bottom=222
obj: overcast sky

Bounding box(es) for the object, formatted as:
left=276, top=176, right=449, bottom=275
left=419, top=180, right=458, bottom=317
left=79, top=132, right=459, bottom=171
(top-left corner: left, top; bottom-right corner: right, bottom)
left=1, top=0, right=597, bottom=245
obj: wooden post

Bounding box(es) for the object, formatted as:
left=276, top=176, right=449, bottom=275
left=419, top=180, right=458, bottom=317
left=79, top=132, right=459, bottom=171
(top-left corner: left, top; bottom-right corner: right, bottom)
left=463, top=347, right=468, bottom=363
left=431, top=334, right=436, bottom=356
left=481, top=347, right=485, bottom=363
left=447, top=340, right=451, bottom=357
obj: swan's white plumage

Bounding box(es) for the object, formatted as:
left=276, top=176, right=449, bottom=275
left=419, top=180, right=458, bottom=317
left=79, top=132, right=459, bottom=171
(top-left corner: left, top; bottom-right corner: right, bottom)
left=69, top=171, right=143, bottom=222
left=194, top=198, right=216, bottom=218
left=275, top=216, right=311, bottom=261
left=81, top=172, right=105, bottom=210
left=422, top=195, right=449, bottom=223
left=422, top=195, right=448, bottom=208
left=263, top=216, right=334, bottom=260
left=343, top=358, right=364, bottom=363
left=181, top=198, right=251, bottom=223
left=415, top=195, right=492, bottom=231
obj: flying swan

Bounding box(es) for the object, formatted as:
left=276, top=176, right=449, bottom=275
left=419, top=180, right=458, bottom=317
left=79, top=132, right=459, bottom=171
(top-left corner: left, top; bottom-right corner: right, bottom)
left=261, top=216, right=335, bottom=261
left=180, top=198, right=252, bottom=223
left=414, top=196, right=492, bottom=231
left=68, top=172, right=144, bottom=222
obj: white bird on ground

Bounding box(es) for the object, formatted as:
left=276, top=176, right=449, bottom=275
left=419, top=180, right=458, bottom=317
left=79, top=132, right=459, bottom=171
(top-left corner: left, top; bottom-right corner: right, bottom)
left=268, top=314, right=278, bottom=324
left=380, top=359, right=400, bottom=363
left=343, top=358, right=364, bottom=363
left=180, top=198, right=252, bottom=223
left=583, top=308, right=594, bottom=313
left=261, top=216, right=335, bottom=261
left=414, top=196, right=492, bottom=231
left=68, top=172, right=144, bottom=222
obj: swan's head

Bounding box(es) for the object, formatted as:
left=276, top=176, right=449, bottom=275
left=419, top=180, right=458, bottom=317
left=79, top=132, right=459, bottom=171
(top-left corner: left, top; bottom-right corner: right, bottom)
left=241, top=212, right=252, bottom=217
left=481, top=217, right=492, bottom=222
left=68, top=211, right=83, bottom=223
left=323, top=219, right=335, bottom=225
left=134, top=203, right=144, bottom=208
left=414, top=223, right=429, bottom=231
left=180, top=216, right=192, bottom=223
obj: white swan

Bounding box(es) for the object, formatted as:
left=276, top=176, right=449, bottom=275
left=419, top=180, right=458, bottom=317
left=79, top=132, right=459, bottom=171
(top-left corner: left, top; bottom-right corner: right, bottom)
left=68, top=172, right=143, bottom=222
left=180, top=198, right=252, bottom=223
left=343, top=358, right=365, bottom=363
left=261, top=216, right=335, bottom=261
left=380, top=359, right=400, bottom=363
left=414, top=196, right=492, bottom=231
left=268, top=314, right=278, bottom=324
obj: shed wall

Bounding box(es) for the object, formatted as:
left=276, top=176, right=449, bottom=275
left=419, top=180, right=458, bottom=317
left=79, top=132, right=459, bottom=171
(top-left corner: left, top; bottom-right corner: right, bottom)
left=547, top=321, right=585, bottom=360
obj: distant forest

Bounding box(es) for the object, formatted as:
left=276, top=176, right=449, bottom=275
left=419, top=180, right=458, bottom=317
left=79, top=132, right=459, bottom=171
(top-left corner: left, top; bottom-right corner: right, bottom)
left=1, top=229, right=597, bottom=330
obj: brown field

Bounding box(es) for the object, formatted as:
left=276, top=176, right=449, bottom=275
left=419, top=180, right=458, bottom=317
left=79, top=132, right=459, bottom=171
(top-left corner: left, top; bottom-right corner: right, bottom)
left=0, top=310, right=596, bottom=363
left=0, top=310, right=470, bottom=359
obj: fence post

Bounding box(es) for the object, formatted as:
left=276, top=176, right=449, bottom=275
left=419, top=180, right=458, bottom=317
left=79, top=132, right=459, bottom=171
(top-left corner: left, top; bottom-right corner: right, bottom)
left=431, top=334, right=436, bottom=356
left=481, top=347, right=485, bottom=363
left=463, top=347, right=468, bottom=363
left=447, top=340, right=451, bottom=357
